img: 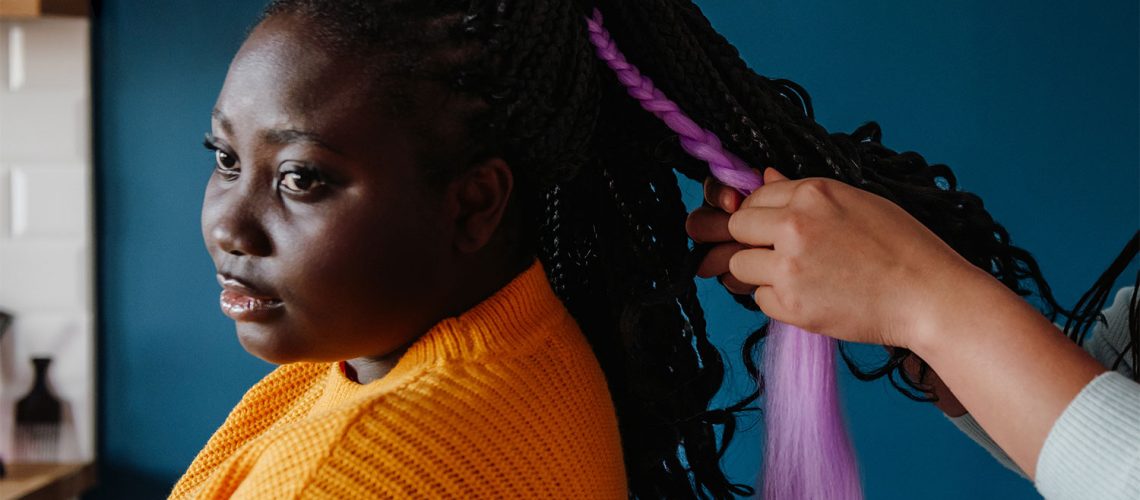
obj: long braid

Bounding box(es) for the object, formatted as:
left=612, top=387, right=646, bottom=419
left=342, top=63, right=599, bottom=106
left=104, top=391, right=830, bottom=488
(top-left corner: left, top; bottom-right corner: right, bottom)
left=603, top=0, right=1071, bottom=404
left=259, top=1, right=1090, bottom=498
left=272, top=0, right=752, bottom=494
left=588, top=10, right=863, bottom=499
left=586, top=14, right=760, bottom=194
left=1063, top=232, right=1139, bottom=379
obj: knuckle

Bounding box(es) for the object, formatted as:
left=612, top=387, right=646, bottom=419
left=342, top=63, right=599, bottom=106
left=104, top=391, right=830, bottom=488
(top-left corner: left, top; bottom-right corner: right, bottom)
left=783, top=212, right=808, bottom=238
left=781, top=293, right=804, bottom=316
left=796, top=178, right=833, bottom=203
left=782, top=255, right=802, bottom=277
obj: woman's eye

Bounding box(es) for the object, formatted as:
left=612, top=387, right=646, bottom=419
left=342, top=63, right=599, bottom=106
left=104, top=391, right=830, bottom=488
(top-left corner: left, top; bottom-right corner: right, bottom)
left=215, top=149, right=238, bottom=170
left=202, top=135, right=239, bottom=177
left=278, top=167, right=323, bottom=194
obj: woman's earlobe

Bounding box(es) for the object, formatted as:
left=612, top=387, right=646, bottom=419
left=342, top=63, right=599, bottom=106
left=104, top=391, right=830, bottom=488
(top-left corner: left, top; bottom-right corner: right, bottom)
left=451, top=158, right=513, bottom=254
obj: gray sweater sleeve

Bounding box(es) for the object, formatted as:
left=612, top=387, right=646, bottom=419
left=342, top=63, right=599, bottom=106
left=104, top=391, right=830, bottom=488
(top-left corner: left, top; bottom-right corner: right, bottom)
left=1035, top=370, right=1140, bottom=499
left=947, top=286, right=1137, bottom=494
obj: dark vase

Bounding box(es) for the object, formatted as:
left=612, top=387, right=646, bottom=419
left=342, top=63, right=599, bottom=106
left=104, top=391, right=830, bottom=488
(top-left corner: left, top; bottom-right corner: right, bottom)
left=15, top=357, right=62, bottom=462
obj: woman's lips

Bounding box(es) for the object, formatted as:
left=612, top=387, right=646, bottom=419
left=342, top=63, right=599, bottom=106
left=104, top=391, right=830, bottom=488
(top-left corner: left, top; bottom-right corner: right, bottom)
left=217, top=275, right=284, bottom=322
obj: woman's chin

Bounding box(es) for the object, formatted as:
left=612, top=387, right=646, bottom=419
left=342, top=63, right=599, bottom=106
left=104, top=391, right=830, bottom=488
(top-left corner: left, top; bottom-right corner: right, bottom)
left=235, top=323, right=308, bottom=365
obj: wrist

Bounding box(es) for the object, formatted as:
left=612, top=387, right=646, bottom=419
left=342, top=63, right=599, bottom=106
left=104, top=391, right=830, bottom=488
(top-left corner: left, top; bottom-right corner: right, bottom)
left=905, top=262, right=1011, bottom=359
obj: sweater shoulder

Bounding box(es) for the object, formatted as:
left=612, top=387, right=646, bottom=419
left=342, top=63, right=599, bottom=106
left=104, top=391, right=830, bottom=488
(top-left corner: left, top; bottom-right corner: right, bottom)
left=298, top=316, right=626, bottom=497
left=169, top=363, right=329, bottom=499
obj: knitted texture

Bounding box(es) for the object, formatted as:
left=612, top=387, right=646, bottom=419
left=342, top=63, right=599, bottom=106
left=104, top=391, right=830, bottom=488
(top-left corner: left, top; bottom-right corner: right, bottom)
left=169, top=261, right=627, bottom=499
left=1037, top=371, right=1140, bottom=500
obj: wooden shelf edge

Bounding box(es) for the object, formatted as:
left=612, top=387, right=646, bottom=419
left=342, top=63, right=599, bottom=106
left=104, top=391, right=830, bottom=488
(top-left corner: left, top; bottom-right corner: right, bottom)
left=0, top=462, right=97, bottom=500
left=0, top=0, right=89, bottom=18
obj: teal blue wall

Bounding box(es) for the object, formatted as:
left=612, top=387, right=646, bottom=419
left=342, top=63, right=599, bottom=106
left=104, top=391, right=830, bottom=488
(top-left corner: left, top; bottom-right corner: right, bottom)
left=90, top=1, right=1137, bottom=498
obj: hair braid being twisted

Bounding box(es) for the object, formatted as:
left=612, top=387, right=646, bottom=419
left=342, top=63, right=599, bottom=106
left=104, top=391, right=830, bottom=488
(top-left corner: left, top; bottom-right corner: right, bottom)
left=260, top=0, right=1099, bottom=497
left=603, top=0, right=1071, bottom=402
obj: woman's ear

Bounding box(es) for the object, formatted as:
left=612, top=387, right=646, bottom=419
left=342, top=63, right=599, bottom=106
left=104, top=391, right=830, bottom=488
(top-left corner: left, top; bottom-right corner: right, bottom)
left=448, top=157, right=514, bottom=254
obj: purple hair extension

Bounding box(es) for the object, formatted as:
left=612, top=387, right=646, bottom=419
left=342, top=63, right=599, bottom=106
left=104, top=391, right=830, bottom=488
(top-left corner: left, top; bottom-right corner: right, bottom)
left=585, top=9, right=862, bottom=500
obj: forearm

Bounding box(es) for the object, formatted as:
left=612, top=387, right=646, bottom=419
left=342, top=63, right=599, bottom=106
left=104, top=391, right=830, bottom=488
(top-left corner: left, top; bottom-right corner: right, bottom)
left=909, top=266, right=1107, bottom=479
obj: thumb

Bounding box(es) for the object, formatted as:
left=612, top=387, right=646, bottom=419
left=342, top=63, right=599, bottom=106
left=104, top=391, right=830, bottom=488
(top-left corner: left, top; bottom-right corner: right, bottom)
left=763, top=167, right=789, bottom=184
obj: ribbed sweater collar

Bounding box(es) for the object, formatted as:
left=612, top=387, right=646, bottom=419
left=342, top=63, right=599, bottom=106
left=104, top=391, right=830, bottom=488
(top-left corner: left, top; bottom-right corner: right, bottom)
left=397, top=259, right=562, bottom=366
left=322, top=260, right=564, bottom=398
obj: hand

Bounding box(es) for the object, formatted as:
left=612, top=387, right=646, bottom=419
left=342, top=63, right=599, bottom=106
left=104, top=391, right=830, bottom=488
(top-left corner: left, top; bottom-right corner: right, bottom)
left=685, top=177, right=753, bottom=295
left=689, top=168, right=980, bottom=350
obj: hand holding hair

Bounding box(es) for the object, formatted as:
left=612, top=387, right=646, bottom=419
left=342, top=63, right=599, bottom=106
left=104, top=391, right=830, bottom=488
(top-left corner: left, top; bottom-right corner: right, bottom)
left=688, top=171, right=1110, bottom=479
left=689, top=167, right=976, bottom=351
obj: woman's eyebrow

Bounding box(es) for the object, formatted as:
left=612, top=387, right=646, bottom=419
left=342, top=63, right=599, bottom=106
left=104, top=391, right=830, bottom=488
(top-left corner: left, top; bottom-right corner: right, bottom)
left=262, top=128, right=343, bottom=155
left=210, top=108, right=343, bottom=155
left=211, top=108, right=234, bottom=135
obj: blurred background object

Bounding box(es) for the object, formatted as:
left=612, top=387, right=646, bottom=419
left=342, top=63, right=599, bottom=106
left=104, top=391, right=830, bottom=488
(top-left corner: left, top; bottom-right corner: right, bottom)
left=0, top=1, right=97, bottom=499
left=15, top=357, right=62, bottom=462
left=0, top=0, right=88, bottom=18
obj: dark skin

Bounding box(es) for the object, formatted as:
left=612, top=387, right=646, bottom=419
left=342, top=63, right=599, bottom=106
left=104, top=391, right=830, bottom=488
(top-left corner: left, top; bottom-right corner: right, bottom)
left=202, top=14, right=527, bottom=384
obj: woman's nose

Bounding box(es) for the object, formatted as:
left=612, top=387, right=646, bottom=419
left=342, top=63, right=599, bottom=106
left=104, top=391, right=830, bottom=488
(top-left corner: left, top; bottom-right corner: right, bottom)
left=203, top=189, right=273, bottom=258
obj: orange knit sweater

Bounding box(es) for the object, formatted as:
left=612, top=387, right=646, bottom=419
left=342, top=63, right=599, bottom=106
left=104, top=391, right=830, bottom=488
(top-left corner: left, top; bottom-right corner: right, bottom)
left=169, top=262, right=627, bottom=498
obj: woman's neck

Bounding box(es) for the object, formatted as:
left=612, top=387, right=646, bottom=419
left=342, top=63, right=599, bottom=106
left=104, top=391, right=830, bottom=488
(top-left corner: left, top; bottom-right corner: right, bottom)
left=345, top=252, right=534, bottom=384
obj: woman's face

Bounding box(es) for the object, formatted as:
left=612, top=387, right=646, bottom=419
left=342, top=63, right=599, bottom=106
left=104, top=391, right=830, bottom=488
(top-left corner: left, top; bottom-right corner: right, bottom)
left=201, top=15, right=457, bottom=364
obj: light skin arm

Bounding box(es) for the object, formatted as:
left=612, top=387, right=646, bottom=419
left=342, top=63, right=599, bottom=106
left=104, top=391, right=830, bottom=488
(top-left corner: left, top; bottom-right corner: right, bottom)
left=686, top=168, right=1105, bottom=478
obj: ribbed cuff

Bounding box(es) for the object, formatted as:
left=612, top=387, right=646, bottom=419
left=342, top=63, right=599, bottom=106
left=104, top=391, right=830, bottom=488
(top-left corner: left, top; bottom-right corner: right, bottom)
left=1036, top=371, right=1140, bottom=500
left=948, top=412, right=1027, bottom=478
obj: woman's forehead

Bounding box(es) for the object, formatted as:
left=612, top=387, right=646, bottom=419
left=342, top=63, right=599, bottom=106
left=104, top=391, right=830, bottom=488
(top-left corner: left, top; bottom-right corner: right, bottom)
left=216, top=21, right=394, bottom=141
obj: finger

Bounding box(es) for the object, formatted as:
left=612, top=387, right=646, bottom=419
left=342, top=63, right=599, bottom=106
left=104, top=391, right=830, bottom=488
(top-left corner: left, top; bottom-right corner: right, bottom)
left=727, top=247, right=778, bottom=286
left=763, top=167, right=789, bottom=184
left=718, top=273, right=757, bottom=295
left=727, top=207, right=786, bottom=247
left=686, top=207, right=733, bottom=243
left=752, top=286, right=791, bottom=322
left=696, top=242, right=747, bottom=278
left=740, top=177, right=799, bottom=209
left=703, top=176, right=744, bottom=213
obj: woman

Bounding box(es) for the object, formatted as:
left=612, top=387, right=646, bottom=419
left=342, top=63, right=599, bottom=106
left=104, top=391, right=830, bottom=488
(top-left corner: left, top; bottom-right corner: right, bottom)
left=172, top=0, right=771, bottom=497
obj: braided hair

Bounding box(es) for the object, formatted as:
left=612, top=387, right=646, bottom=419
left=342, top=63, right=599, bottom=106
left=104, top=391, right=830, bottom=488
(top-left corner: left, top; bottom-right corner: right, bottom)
left=260, top=1, right=748, bottom=497
left=1063, top=231, right=1139, bottom=381
left=595, top=0, right=1075, bottom=402
left=259, top=0, right=1075, bottom=498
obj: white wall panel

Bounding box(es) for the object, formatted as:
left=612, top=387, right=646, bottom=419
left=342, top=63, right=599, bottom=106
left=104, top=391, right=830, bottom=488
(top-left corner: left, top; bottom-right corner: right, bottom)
left=10, top=165, right=88, bottom=238
left=0, top=16, right=93, bottom=464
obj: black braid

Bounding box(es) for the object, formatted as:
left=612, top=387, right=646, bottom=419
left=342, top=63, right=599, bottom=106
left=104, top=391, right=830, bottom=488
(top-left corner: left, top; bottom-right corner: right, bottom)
left=1063, top=232, right=1139, bottom=380
left=604, top=0, right=1074, bottom=404
left=257, top=0, right=1107, bottom=497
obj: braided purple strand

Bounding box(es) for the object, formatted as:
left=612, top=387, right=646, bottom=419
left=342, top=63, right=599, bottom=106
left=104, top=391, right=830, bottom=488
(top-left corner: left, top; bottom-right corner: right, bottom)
left=586, top=9, right=862, bottom=500
left=585, top=10, right=763, bottom=194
